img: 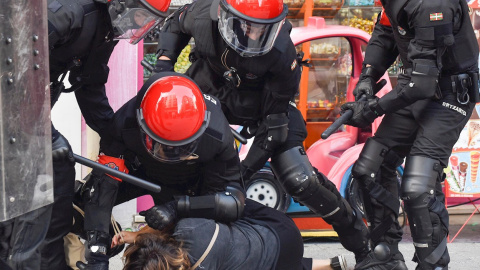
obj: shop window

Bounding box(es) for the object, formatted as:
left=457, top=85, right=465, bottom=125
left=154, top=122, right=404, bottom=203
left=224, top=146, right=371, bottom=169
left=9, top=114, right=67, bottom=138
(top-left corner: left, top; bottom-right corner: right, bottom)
left=295, top=37, right=352, bottom=122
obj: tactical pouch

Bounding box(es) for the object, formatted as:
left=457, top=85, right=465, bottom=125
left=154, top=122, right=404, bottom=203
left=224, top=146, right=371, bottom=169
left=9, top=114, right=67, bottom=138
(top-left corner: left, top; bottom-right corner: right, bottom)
left=451, top=73, right=478, bottom=104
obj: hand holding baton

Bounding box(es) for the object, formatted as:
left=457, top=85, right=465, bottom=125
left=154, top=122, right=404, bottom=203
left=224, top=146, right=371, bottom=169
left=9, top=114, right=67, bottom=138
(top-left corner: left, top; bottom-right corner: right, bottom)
left=74, top=154, right=161, bottom=193
left=321, top=95, right=367, bottom=140
left=321, top=78, right=387, bottom=140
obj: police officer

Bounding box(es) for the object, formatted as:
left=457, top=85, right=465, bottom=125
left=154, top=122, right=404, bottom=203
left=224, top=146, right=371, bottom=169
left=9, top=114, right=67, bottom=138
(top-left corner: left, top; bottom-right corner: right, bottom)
left=78, top=72, right=245, bottom=269
left=40, top=0, right=170, bottom=269
left=153, top=0, right=372, bottom=264
left=341, top=0, right=479, bottom=269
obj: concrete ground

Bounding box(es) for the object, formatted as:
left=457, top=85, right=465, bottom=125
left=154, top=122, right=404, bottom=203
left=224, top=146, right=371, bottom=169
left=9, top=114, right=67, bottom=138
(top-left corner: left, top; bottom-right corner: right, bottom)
left=107, top=202, right=480, bottom=269
left=109, top=224, right=480, bottom=270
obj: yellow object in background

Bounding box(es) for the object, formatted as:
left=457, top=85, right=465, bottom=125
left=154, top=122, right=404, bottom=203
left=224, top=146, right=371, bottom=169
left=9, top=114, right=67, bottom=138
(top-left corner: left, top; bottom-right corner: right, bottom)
left=174, top=45, right=192, bottom=73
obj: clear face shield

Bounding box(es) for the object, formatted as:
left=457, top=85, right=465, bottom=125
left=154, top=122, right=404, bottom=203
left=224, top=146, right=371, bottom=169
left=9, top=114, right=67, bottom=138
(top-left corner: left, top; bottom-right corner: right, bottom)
left=140, top=132, right=199, bottom=163
left=109, top=2, right=167, bottom=44
left=218, top=3, right=284, bottom=57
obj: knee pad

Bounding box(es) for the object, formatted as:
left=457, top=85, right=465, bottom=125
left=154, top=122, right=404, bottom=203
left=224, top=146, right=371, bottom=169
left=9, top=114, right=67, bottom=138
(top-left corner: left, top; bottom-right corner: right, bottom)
left=270, top=146, right=318, bottom=196
left=401, top=156, right=449, bottom=266
left=352, top=139, right=389, bottom=184
left=271, top=147, right=342, bottom=219
left=401, top=156, right=442, bottom=201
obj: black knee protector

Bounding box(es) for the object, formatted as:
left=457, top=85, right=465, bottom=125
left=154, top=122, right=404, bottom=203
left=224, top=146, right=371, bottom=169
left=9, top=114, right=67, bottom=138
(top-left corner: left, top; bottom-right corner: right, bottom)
left=352, top=138, right=389, bottom=186
left=401, top=156, right=449, bottom=267
left=270, top=147, right=340, bottom=219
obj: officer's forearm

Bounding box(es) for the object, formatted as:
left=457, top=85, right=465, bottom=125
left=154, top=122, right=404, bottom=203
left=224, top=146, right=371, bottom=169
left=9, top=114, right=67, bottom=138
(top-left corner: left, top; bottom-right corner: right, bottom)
left=176, top=186, right=246, bottom=223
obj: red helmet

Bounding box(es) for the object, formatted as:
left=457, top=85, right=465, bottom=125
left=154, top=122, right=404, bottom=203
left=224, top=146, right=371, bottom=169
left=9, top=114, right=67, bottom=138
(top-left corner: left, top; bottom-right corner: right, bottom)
left=136, top=73, right=210, bottom=163
left=212, top=0, right=288, bottom=57
left=108, top=0, right=171, bottom=44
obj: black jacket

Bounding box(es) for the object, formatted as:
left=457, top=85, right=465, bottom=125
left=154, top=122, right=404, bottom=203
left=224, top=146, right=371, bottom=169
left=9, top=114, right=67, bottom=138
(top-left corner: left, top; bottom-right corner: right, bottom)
left=100, top=74, right=242, bottom=195
left=366, top=0, right=478, bottom=113
left=48, top=0, right=117, bottom=138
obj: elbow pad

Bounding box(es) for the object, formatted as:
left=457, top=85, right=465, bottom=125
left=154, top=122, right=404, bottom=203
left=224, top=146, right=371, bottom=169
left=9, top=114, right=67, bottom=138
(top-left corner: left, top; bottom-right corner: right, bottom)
left=177, top=185, right=245, bottom=223
left=261, top=113, right=289, bottom=151
left=399, top=59, right=439, bottom=102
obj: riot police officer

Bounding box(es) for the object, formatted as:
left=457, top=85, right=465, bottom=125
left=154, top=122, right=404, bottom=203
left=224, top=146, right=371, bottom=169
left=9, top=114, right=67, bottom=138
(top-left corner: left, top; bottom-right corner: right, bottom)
left=78, top=72, right=245, bottom=269
left=341, top=0, right=479, bottom=269
left=153, top=0, right=372, bottom=264
left=38, top=0, right=170, bottom=269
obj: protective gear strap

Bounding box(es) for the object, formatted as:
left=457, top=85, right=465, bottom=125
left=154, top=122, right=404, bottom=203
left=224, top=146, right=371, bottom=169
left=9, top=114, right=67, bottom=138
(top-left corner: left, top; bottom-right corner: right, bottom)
left=368, top=184, right=400, bottom=216
left=353, top=139, right=400, bottom=240
left=97, top=154, right=129, bottom=182
left=364, top=180, right=400, bottom=244
left=176, top=185, right=245, bottom=223
left=424, top=236, right=447, bottom=265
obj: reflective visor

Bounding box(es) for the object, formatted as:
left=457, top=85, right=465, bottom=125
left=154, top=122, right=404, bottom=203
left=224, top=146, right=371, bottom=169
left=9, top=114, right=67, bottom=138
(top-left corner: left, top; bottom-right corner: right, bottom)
left=141, top=131, right=198, bottom=163
left=218, top=5, right=284, bottom=57
left=110, top=7, right=166, bottom=44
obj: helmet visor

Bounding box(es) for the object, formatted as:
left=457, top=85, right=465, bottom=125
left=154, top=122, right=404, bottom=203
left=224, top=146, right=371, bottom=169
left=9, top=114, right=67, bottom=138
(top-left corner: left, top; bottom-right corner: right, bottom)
left=140, top=131, right=199, bottom=163
left=110, top=7, right=166, bottom=44
left=218, top=6, right=284, bottom=57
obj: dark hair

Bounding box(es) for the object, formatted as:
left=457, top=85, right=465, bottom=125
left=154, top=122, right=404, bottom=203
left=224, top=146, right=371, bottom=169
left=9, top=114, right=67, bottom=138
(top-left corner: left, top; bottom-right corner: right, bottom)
left=122, top=229, right=191, bottom=270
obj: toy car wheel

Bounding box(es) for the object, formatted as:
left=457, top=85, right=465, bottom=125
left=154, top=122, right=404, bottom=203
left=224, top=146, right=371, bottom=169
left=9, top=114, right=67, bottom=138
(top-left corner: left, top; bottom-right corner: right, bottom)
left=345, top=167, right=406, bottom=228
left=245, top=168, right=291, bottom=213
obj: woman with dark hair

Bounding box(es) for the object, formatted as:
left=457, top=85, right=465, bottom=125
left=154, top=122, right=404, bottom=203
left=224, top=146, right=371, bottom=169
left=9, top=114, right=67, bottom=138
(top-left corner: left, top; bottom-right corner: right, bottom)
left=112, top=200, right=347, bottom=270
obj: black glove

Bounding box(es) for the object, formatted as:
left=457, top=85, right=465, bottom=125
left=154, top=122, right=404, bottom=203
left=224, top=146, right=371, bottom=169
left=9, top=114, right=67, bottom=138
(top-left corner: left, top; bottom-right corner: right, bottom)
left=76, top=261, right=108, bottom=270
left=353, top=66, right=386, bottom=101
left=340, top=98, right=380, bottom=128
left=79, top=230, right=110, bottom=270
left=239, top=124, right=258, bottom=139
left=153, top=59, right=174, bottom=73
left=52, top=133, right=75, bottom=165
left=140, top=201, right=177, bottom=230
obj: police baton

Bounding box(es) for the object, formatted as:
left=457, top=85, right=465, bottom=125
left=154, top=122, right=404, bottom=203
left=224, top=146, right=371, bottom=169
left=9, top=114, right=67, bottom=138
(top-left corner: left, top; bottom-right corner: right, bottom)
left=73, top=154, right=161, bottom=193
left=231, top=128, right=248, bottom=144
left=320, top=96, right=367, bottom=140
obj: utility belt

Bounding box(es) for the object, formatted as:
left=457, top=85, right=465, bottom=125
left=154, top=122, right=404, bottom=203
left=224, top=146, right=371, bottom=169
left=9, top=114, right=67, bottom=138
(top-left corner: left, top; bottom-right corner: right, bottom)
left=438, top=72, right=480, bottom=104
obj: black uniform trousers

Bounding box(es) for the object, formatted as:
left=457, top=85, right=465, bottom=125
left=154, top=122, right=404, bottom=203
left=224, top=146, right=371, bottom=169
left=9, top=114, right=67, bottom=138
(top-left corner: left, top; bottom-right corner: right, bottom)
left=0, top=128, right=74, bottom=270
left=371, top=84, right=474, bottom=246
left=40, top=128, right=75, bottom=270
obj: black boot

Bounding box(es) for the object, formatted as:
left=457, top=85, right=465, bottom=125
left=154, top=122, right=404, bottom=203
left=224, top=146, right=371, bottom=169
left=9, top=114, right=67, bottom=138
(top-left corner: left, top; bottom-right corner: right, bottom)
left=354, top=243, right=407, bottom=270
